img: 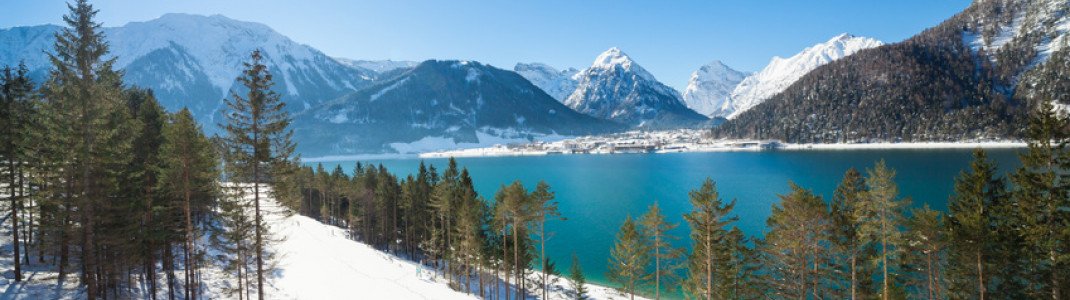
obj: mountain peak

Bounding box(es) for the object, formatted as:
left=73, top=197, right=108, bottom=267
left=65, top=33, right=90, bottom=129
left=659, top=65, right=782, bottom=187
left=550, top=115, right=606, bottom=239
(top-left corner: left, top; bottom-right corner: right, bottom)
left=592, top=47, right=634, bottom=68
left=724, top=33, right=883, bottom=119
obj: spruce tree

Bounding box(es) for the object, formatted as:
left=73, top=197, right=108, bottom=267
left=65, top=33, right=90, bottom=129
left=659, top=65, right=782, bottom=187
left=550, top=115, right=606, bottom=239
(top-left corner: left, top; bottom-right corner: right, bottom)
left=608, top=216, right=650, bottom=300
left=946, top=149, right=1004, bottom=299
left=683, top=178, right=737, bottom=300
left=42, top=1, right=133, bottom=296
left=1009, top=100, right=1070, bottom=299
left=221, top=49, right=297, bottom=300
left=568, top=254, right=589, bottom=300
left=855, top=160, right=910, bottom=300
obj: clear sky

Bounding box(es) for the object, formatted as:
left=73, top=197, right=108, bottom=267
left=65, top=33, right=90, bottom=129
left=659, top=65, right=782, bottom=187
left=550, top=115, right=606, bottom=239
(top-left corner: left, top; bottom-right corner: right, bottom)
left=1, top=0, right=971, bottom=90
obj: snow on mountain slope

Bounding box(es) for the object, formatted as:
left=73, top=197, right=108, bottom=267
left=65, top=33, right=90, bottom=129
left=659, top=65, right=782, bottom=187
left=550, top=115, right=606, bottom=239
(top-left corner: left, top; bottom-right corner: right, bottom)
left=294, top=60, right=622, bottom=156
left=725, top=33, right=883, bottom=119
left=964, top=0, right=1070, bottom=66
left=566, top=48, right=708, bottom=128
left=334, top=58, right=419, bottom=75
left=514, top=62, right=580, bottom=102
left=0, top=13, right=375, bottom=130
left=682, top=61, right=749, bottom=118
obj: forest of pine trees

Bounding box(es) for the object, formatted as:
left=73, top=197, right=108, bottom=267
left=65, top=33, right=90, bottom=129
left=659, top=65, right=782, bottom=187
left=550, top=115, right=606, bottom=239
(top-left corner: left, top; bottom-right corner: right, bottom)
left=3, top=1, right=1070, bottom=300
left=0, top=1, right=297, bottom=299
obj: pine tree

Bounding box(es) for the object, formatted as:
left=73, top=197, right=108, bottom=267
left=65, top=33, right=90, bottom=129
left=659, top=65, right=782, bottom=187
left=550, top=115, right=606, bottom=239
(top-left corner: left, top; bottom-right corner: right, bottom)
left=1009, top=100, right=1070, bottom=299
left=946, top=149, right=1004, bottom=299
left=221, top=49, right=297, bottom=300
left=1, top=63, right=35, bottom=282
left=829, top=167, right=874, bottom=300
left=529, top=181, right=563, bottom=300
left=638, top=201, right=682, bottom=300
left=608, top=216, right=650, bottom=300
left=855, top=160, right=910, bottom=300
left=683, top=178, right=737, bottom=300
left=762, top=182, right=832, bottom=299
left=568, top=254, right=589, bottom=300
left=902, top=205, right=946, bottom=300
left=160, top=108, right=219, bottom=299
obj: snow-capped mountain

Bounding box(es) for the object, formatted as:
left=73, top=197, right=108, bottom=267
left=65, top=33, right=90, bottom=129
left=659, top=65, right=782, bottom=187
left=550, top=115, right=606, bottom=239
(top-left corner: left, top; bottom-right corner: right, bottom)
left=513, top=63, right=580, bottom=102
left=682, top=61, right=749, bottom=118
left=565, top=48, right=708, bottom=128
left=0, top=13, right=376, bottom=128
left=295, top=60, right=623, bottom=156
left=335, top=58, right=419, bottom=75
left=725, top=33, right=883, bottom=119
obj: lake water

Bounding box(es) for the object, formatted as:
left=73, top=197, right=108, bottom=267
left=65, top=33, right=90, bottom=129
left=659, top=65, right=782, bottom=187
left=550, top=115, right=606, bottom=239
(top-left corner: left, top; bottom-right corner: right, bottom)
left=308, top=149, right=1024, bottom=290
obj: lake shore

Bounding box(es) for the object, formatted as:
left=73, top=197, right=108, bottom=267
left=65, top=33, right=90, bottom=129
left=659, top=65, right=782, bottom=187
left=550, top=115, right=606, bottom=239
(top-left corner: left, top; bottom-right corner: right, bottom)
left=302, top=140, right=1028, bottom=162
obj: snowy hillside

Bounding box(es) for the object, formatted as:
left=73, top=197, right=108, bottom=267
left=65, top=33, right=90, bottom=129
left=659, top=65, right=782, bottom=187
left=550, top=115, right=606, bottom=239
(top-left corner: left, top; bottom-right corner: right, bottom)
left=335, top=58, right=420, bottom=75
left=0, top=187, right=640, bottom=300
left=0, top=13, right=376, bottom=128
left=514, top=63, right=580, bottom=102
left=725, top=33, right=883, bottom=119
left=963, top=0, right=1070, bottom=67
left=681, top=61, right=749, bottom=118
left=565, top=48, right=708, bottom=128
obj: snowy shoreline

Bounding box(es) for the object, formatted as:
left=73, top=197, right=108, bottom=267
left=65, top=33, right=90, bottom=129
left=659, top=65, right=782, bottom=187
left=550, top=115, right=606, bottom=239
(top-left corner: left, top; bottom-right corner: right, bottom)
left=300, top=140, right=1028, bottom=161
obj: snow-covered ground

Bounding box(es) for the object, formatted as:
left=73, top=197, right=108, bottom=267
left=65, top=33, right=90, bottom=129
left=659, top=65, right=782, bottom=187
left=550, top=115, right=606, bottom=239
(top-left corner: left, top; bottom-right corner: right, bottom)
left=1, top=185, right=640, bottom=300
left=415, top=129, right=1027, bottom=158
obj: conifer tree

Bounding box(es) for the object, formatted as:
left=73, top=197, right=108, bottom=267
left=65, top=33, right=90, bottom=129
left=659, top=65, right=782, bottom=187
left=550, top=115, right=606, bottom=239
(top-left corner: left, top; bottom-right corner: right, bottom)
left=829, top=168, right=874, bottom=299
left=41, top=1, right=133, bottom=296
left=1009, top=100, right=1070, bottom=299
left=946, top=149, right=1004, bottom=299
left=529, top=181, right=563, bottom=300
left=902, top=205, right=946, bottom=300
left=160, top=108, right=219, bottom=299
left=1, top=64, right=35, bottom=282
left=608, top=216, right=650, bottom=300
left=222, top=49, right=297, bottom=300
left=638, top=201, right=682, bottom=300
left=855, top=160, right=910, bottom=300
left=683, top=178, right=737, bottom=300
left=762, top=182, right=832, bottom=299
left=568, top=254, right=589, bottom=300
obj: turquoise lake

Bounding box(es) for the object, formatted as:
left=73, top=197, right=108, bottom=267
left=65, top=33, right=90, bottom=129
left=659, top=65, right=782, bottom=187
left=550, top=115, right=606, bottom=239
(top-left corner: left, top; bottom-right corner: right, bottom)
left=307, top=149, right=1024, bottom=290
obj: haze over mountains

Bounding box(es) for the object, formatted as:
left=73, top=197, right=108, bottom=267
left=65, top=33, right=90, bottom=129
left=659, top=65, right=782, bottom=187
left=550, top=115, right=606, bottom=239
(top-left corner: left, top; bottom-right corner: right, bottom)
left=2, top=0, right=1067, bottom=155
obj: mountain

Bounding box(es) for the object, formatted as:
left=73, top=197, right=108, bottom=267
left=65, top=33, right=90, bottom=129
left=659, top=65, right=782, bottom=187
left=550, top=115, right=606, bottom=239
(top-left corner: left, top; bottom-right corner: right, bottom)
left=724, top=34, right=882, bottom=119
left=335, top=58, right=419, bottom=75
left=715, top=0, right=1070, bottom=143
left=565, top=48, right=709, bottom=128
left=294, top=60, right=623, bottom=156
left=514, top=63, right=580, bottom=102
left=0, top=13, right=376, bottom=128
left=681, top=61, right=749, bottom=118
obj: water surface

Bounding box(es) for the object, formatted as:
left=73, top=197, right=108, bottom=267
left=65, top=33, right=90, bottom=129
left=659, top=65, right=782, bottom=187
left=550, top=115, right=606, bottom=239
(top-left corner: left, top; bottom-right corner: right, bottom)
left=308, top=149, right=1024, bottom=290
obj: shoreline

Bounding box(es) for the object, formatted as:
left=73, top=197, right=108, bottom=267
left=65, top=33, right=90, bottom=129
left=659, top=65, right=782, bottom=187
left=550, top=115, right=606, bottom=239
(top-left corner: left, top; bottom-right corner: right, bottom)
left=301, top=141, right=1029, bottom=161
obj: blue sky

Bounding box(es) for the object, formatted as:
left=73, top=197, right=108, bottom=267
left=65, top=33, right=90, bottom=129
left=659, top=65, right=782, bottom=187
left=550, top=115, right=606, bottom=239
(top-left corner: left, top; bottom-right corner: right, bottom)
left=1, top=0, right=971, bottom=90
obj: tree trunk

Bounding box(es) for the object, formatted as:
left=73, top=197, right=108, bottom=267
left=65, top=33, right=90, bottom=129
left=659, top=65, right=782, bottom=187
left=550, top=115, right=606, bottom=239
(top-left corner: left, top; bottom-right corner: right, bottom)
left=654, top=231, right=660, bottom=300
left=9, top=158, right=21, bottom=282
left=850, top=254, right=857, bottom=300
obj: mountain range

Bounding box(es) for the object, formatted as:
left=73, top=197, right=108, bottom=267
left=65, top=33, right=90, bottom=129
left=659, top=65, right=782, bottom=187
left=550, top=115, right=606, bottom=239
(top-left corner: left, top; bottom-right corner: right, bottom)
left=3, top=0, right=1066, bottom=154
left=682, top=34, right=883, bottom=120
left=714, top=0, right=1070, bottom=143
